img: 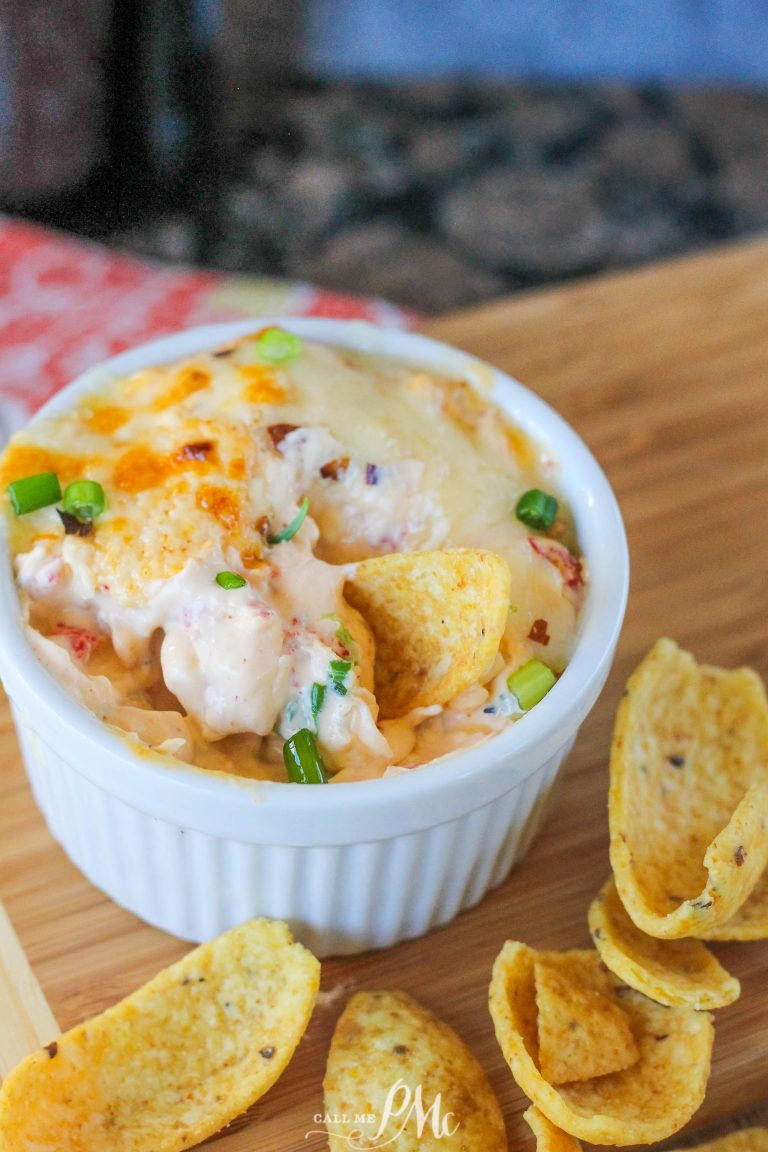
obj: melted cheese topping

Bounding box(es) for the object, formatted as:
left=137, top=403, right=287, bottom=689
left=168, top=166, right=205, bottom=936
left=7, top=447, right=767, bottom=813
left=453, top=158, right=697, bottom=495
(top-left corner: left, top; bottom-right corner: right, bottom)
left=1, top=333, right=585, bottom=782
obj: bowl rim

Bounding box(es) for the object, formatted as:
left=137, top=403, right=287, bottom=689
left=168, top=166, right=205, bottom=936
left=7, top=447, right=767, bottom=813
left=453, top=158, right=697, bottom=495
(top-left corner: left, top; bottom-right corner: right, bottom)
left=0, top=318, right=629, bottom=844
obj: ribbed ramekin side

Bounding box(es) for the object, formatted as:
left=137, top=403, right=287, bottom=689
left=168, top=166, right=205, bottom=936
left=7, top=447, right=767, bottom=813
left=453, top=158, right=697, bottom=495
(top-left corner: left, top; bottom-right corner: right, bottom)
left=490, top=733, right=576, bottom=886
left=13, top=706, right=576, bottom=956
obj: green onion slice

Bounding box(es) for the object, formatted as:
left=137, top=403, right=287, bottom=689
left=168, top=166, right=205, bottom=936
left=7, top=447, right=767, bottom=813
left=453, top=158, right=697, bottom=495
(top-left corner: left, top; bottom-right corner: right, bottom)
left=515, top=488, right=558, bottom=531
left=283, top=728, right=328, bottom=784
left=334, top=618, right=354, bottom=652
left=7, top=471, right=61, bottom=516
left=507, top=659, right=557, bottom=711
left=255, top=327, right=303, bottom=364
left=329, top=658, right=352, bottom=696
left=310, top=682, right=326, bottom=728
left=269, top=497, right=309, bottom=544
left=62, top=479, right=105, bottom=522
left=215, top=570, right=247, bottom=589
left=321, top=614, right=358, bottom=662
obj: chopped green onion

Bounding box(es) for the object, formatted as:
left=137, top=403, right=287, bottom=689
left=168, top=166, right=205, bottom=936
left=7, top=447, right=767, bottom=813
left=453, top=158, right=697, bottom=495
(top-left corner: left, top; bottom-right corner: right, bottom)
left=215, top=570, right=247, bottom=589
left=255, top=327, right=303, bottom=364
left=507, top=659, right=557, bottom=711
left=310, top=682, right=326, bottom=728
left=7, top=472, right=61, bottom=516
left=62, top=479, right=105, bottom=522
left=322, top=614, right=358, bottom=662
left=515, top=488, right=558, bottom=531
left=269, top=497, right=309, bottom=544
left=329, top=658, right=352, bottom=696
left=283, top=728, right=328, bottom=784
left=334, top=619, right=354, bottom=653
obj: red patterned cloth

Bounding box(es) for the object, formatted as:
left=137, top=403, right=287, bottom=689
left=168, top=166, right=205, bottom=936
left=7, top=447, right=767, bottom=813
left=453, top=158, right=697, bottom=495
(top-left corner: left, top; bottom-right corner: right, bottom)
left=0, top=216, right=417, bottom=440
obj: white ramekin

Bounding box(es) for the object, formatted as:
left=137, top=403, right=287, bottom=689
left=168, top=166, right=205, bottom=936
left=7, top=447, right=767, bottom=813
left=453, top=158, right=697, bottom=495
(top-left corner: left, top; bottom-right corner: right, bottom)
left=0, top=320, right=628, bottom=956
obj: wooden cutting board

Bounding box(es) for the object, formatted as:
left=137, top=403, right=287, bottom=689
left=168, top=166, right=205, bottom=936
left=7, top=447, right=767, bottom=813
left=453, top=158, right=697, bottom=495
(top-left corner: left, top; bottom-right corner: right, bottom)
left=2, top=238, right=768, bottom=1149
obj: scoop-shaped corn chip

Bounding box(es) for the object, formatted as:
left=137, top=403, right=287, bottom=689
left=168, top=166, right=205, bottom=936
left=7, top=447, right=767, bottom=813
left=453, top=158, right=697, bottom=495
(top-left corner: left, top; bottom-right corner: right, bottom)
left=698, top=867, right=768, bottom=940
left=609, top=638, right=768, bottom=939
left=0, top=919, right=320, bottom=1152
left=589, top=877, right=740, bottom=1009
left=524, top=1107, right=583, bottom=1152
left=534, top=960, right=639, bottom=1084
left=324, top=990, right=507, bottom=1151
left=669, top=1130, right=768, bottom=1152
left=345, top=549, right=511, bottom=719
left=489, top=941, right=713, bottom=1146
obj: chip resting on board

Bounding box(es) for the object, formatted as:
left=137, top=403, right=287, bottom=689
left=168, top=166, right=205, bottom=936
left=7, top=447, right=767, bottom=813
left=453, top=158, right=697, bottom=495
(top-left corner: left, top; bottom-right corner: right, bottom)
left=488, top=940, right=713, bottom=1145
left=323, top=989, right=507, bottom=1151
left=345, top=549, right=511, bottom=719
left=609, top=638, right=768, bottom=939
left=589, top=877, right=740, bottom=1009
left=534, top=959, right=639, bottom=1084
left=0, top=919, right=320, bottom=1152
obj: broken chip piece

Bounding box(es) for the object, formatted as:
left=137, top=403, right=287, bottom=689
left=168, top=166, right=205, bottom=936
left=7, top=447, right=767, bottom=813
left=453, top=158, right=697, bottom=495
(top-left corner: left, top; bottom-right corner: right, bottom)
left=589, top=876, right=740, bottom=1009
left=609, top=638, right=768, bottom=940
left=534, top=957, right=639, bottom=1084
left=324, top=989, right=507, bottom=1150
left=345, top=548, right=511, bottom=719
left=524, top=1106, right=584, bottom=1152
left=0, top=919, right=320, bottom=1152
left=489, top=940, right=713, bottom=1145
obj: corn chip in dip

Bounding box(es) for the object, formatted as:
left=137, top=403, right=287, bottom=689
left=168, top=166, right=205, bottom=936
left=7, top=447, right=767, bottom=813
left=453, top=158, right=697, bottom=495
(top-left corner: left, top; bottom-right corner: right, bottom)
left=0, top=331, right=585, bottom=782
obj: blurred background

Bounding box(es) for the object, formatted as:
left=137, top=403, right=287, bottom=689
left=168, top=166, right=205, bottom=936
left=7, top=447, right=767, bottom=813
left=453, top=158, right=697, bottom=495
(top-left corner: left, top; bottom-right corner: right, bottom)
left=2, top=0, right=768, bottom=314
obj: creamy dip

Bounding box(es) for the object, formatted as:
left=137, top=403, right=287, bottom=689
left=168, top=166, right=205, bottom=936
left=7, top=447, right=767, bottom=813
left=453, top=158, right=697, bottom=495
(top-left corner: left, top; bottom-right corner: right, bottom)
left=0, top=331, right=586, bottom=782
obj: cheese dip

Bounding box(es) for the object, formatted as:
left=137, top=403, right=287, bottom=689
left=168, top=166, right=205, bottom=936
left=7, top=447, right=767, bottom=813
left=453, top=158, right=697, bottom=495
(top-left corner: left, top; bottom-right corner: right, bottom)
left=0, top=330, right=585, bottom=783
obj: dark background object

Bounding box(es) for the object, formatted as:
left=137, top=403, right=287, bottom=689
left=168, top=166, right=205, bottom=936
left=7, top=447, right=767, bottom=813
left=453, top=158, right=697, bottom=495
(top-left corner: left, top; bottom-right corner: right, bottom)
left=110, top=80, right=768, bottom=312
left=2, top=2, right=768, bottom=312
left=0, top=0, right=231, bottom=258
left=0, top=0, right=110, bottom=208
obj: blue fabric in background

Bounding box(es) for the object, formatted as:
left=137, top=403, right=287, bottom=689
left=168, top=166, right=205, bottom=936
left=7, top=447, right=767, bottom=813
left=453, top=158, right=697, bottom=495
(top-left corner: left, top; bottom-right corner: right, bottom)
left=303, top=0, right=768, bottom=83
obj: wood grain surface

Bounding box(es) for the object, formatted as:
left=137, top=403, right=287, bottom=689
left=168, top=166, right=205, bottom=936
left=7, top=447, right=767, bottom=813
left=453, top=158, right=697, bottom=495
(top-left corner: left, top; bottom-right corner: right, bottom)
left=2, top=238, right=768, bottom=1149
left=0, top=895, right=59, bottom=1079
